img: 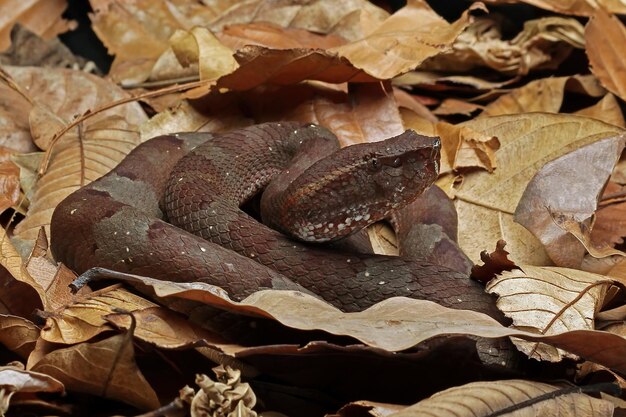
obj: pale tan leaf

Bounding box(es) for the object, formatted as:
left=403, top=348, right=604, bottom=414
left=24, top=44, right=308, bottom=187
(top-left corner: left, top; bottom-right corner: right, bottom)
left=332, top=401, right=406, bottom=417
left=0, top=365, right=64, bottom=394
left=575, top=94, right=626, bottom=128
left=515, top=136, right=625, bottom=267
left=389, top=379, right=614, bottom=417
left=585, top=8, right=626, bottom=102
left=330, top=0, right=482, bottom=80
left=31, top=328, right=160, bottom=410
left=169, top=26, right=238, bottom=81
left=455, top=113, right=624, bottom=264
left=0, top=160, right=20, bottom=214
left=487, top=265, right=611, bottom=361
left=42, top=286, right=157, bottom=345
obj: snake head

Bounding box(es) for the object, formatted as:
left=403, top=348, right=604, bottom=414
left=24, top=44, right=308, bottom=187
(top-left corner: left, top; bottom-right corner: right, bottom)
left=283, top=129, right=441, bottom=242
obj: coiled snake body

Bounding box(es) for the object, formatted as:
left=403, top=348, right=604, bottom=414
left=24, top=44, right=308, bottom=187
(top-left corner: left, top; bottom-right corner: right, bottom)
left=50, top=122, right=501, bottom=319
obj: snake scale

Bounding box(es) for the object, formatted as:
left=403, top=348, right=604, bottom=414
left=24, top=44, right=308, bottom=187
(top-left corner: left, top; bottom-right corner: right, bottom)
left=50, top=122, right=502, bottom=320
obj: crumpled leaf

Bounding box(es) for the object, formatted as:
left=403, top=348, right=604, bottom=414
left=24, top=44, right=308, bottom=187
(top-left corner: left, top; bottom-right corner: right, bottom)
left=471, top=240, right=518, bottom=284
left=31, top=323, right=160, bottom=410
left=388, top=379, right=614, bottom=417
left=434, top=122, right=500, bottom=174
left=592, top=182, right=626, bottom=249
left=515, top=135, right=625, bottom=268
left=585, top=8, right=626, bottom=102
left=483, top=0, right=626, bottom=17
left=423, top=16, right=584, bottom=75
left=454, top=113, right=624, bottom=265
left=191, top=366, right=257, bottom=417
left=0, top=0, right=76, bottom=51
left=487, top=265, right=611, bottom=362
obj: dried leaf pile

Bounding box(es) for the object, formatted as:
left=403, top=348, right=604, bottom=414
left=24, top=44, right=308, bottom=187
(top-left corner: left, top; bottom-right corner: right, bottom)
left=3, top=0, right=626, bottom=416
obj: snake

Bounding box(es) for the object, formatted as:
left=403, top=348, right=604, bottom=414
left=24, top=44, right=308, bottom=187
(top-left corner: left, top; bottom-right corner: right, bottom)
left=50, top=122, right=502, bottom=320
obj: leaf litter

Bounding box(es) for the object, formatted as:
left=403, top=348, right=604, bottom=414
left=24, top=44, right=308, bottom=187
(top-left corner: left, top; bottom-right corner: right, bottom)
left=2, top=0, right=626, bottom=416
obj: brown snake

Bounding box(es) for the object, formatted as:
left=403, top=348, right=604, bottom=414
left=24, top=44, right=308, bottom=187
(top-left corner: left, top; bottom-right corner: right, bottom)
left=50, top=122, right=503, bottom=320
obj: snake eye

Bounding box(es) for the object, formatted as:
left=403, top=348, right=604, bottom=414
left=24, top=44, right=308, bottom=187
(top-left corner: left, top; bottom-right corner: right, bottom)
left=391, top=157, right=402, bottom=168
left=369, top=158, right=381, bottom=171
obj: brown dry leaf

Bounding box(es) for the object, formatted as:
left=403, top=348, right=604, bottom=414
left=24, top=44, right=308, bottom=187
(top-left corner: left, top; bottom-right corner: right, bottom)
left=487, top=265, right=611, bottom=361
left=471, top=240, right=518, bottom=284
left=0, top=314, right=39, bottom=358
left=434, top=122, right=500, bottom=174
left=425, top=16, right=584, bottom=76
left=0, top=0, right=75, bottom=51
left=389, top=379, right=614, bottom=417
left=481, top=75, right=605, bottom=117
left=139, top=98, right=252, bottom=140
left=42, top=285, right=157, bottom=345
left=0, top=160, right=20, bottom=214
left=393, top=70, right=518, bottom=92
left=331, top=401, right=406, bottom=417
left=2, top=66, right=147, bottom=250
left=515, top=136, right=625, bottom=268
left=593, top=182, right=626, bottom=249
left=284, top=82, right=405, bottom=146
left=433, top=99, right=483, bottom=117
left=585, top=9, right=626, bottom=102
left=0, top=226, right=45, bottom=308
left=209, top=0, right=389, bottom=42
left=483, top=0, right=626, bottom=16
left=105, top=306, right=233, bottom=350
left=77, top=273, right=626, bottom=375
left=218, top=22, right=347, bottom=50
left=31, top=325, right=160, bottom=410
left=454, top=113, right=624, bottom=265
left=329, top=0, right=483, bottom=80
left=575, top=94, right=626, bottom=128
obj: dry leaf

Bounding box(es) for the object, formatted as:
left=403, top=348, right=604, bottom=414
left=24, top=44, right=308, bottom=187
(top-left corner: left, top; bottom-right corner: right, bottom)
left=515, top=135, right=625, bottom=267
left=487, top=265, right=611, bottom=361
left=41, top=286, right=157, bottom=345
left=0, top=160, right=20, bottom=214
left=593, top=182, right=626, bottom=249
left=170, top=26, right=237, bottom=81
left=329, top=0, right=483, bottom=80
left=0, top=364, right=65, bottom=415
left=218, top=22, right=347, bottom=50
left=483, top=0, right=626, bottom=16
left=0, top=314, right=39, bottom=358
left=471, top=240, right=518, bottom=284
left=424, top=16, right=584, bottom=76
left=585, top=8, right=626, bottom=102
left=389, top=379, right=614, bottom=417
left=575, top=94, right=626, bottom=128
left=331, top=401, right=406, bottom=417
left=434, top=122, right=500, bottom=174
left=31, top=326, right=160, bottom=410
left=209, top=0, right=389, bottom=42
left=454, top=113, right=624, bottom=265
left=393, top=70, right=518, bottom=91
left=73, top=273, right=626, bottom=375
left=481, top=75, right=606, bottom=117
left=0, top=0, right=75, bottom=51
